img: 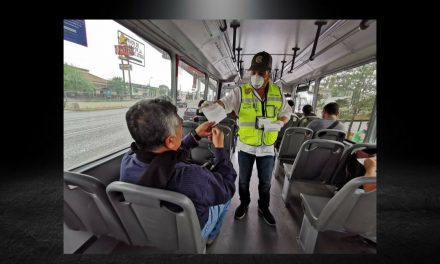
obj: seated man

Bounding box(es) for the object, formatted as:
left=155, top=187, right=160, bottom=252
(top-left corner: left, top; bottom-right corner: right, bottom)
left=296, top=104, right=317, bottom=127
left=193, top=99, right=206, bottom=122
left=307, top=102, right=345, bottom=133
left=302, top=104, right=316, bottom=117
left=120, top=98, right=237, bottom=246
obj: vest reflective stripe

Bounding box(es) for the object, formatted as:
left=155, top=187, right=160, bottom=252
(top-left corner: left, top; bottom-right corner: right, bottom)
left=238, top=122, right=256, bottom=127
left=267, top=97, right=283, bottom=102
left=238, top=83, right=283, bottom=146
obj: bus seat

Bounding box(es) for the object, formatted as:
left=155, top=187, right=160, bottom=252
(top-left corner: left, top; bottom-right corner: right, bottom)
left=63, top=171, right=130, bottom=244
left=195, top=115, right=208, bottom=123
left=314, top=129, right=346, bottom=142
left=190, top=124, right=232, bottom=165
left=275, top=115, right=300, bottom=149
left=190, top=138, right=214, bottom=165
left=298, top=176, right=376, bottom=253
left=106, top=181, right=206, bottom=253
left=330, top=143, right=377, bottom=189
left=281, top=139, right=345, bottom=204
left=219, top=118, right=238, bottom=152
left=218, top=124, right=232, bottom=154
left=182, top=121, right=199, bottom=137
left=273, top=127, right=313, bottom=179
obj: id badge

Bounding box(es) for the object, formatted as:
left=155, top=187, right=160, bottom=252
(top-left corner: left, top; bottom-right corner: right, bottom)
left=256, top=116, right=265, bottom=129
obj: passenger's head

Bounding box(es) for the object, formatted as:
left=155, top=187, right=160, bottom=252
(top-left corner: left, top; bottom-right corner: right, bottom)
left=322, top=102, right=339, bottom=118
left=248, top=51, right=272, bottom=90
left=302, top=104, right=313, bottom=116
left=196, top=100, right=205, bottom=116
left=126, top=98, right=183, bottom=152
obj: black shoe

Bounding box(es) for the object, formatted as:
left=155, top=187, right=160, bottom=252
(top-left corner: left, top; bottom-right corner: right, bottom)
left=258, top=207, right=276, bottom=226
left=234, top=204, right=248, bottom=220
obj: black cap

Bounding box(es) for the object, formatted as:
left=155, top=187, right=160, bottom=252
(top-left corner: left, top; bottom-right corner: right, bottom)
left=248, top=51, right=272, bottom=72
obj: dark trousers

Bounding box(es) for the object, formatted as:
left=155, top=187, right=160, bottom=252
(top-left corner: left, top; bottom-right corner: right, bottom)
left=238, top=151, right=275, bottom=209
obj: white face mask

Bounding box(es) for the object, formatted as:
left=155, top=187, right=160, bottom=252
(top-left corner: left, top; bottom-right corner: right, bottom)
left=250, top=74, right=265, bottom=89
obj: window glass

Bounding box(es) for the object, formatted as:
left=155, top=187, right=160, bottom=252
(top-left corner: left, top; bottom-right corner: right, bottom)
left=316, top=62, right=376, bottom=141
left=207, top=77, right=218, bottom=101
left=220, top=83, right=236, bottom=98
left=177, top=60, right=206, bottom=120
left=64, top=19, right=171, bottom=169
left=293, top=81, right=315, bottom=114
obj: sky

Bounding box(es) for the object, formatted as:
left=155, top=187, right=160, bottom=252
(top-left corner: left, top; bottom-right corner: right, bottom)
left=63, top=19, right=195, bottom=92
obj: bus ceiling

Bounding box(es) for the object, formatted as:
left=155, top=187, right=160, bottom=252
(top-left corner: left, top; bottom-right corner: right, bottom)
left=117, top=19, right=376, bottom=87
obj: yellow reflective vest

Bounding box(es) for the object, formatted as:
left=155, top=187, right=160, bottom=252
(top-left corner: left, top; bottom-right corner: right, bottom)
left=238, top=82, right=283, bottom=146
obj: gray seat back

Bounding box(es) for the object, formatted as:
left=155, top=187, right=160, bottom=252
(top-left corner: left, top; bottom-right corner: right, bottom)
left=194, top=115, right=208, bottom=123
left=275, top=114, right=300, bottom=148
left=278, top=127, right=313, bottom=163
left=182, top=121, right=199, bottom=137
left=64, top=171, right=129, bottom=244
left=220, top=118, right=237, bottom=148
left=314, top=129, right=346, bottom=142
left=330, top=143, right=377, bottom=188
left=190, top=138, right=214, bottom=165
left=190, top=124, right=232, bottom=164
left=106, top=181, right=205, bottom=253
left=288, top=139, right=345, bottom=183
left=316, top=176, right=376, bottom=238
left=218, top=124, right=232, bottom=153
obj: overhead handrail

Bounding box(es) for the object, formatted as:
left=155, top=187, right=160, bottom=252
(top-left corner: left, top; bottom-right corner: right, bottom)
left=309, top=21, right=328, bottom=61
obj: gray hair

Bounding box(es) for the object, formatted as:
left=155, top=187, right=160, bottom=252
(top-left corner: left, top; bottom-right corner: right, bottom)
left=126, top=98, right=180, bottom=151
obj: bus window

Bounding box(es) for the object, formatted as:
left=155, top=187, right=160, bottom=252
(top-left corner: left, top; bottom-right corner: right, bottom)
left=63, top=19, right=171, bottom=170
left=316, top=61, right=376, bottom=141
left=177, top=60, right=206, bottom=119
left=294, top=81, right=315, bottom=113
left=208, top=77, right=218, bottom=101
left=220, top=83, right=237, bottom=98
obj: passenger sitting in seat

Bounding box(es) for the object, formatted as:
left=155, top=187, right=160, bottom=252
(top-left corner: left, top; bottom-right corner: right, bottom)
left=120, top=98, right=237, bottom=246
left=193, top=100, right=206, bottom=122
left=307, top=102, right=345, bottom=133
left=302, top=104, right=316, bottom=117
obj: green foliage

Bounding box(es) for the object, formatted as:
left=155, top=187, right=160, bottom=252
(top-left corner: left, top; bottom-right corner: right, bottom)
left=317, top=62, right=376, bottom=123
left=108, top=77, right=127, bottom=95
left=64, top=63, right=96, bottom=92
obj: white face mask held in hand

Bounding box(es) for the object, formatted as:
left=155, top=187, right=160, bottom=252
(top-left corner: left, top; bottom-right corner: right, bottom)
left=250, top=74, right=265, bottom=89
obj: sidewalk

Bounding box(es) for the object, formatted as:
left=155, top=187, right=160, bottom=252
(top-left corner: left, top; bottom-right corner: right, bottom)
left=64, top=100, right=138, bottom=111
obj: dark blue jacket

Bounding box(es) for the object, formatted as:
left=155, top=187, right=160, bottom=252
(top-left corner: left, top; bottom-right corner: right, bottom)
left=120, top=134, right=237, bottom=228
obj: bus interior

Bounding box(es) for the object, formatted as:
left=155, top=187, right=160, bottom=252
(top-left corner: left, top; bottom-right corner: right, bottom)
left=64, top=19, right=377, bottom=254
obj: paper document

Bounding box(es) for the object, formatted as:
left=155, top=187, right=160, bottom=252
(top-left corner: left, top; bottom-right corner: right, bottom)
left=201, top=103, right=227, bottom=124
left=264, top=123, right=282, bottom=132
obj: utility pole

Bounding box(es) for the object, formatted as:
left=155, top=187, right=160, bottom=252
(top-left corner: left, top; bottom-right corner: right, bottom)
left=120, top=58, right=126, bottom=100
left=127, top=59, right=132, bottom=99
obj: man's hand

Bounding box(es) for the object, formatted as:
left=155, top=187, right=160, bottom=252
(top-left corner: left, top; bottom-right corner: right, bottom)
left=195, top=121, right=215, bottom=138
left=211, top=127, right=224, bottom=148
left=273, top=120, right=285, bottom=127
left=364, top=157, right=377, bottom=176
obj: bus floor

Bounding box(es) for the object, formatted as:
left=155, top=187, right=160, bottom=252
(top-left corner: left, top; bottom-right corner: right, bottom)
left=205, top=150, right=377, bottom=254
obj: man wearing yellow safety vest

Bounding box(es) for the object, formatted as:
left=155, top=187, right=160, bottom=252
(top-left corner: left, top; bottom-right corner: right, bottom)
left=202, top=51, right=291, bottom=226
